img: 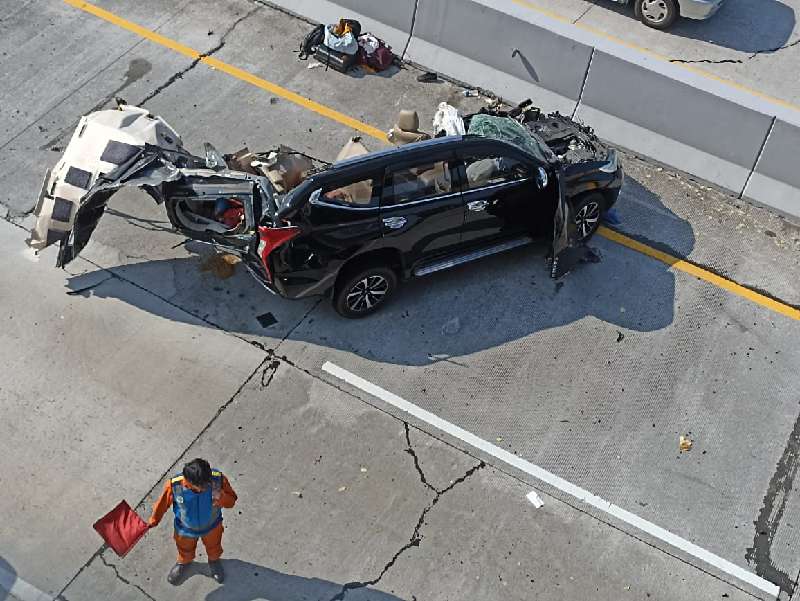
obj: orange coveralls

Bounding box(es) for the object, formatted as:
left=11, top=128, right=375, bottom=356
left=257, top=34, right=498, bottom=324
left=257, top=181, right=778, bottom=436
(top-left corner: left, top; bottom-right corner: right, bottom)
left=149, top=474, right=238, bottom=564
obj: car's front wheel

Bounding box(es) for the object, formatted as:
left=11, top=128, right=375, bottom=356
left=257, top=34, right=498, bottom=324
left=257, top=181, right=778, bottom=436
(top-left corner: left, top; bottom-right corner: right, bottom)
left=573, top=194, right=603, bottom=242
left=334, top=265, right=398, bottom=318
left=635, top=0, right=679, bottom=29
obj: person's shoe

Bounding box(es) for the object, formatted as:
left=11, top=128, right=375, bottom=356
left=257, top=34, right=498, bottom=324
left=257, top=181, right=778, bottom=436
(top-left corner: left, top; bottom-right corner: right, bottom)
left=167, top=562, right=189, bottom=585
left=209, top=560, right=225, bottom=583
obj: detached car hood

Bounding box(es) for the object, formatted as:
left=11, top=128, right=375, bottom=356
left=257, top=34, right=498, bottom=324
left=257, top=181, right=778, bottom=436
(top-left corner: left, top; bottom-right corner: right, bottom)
left=28, top=104, right=194, bottom=264
left=27, top=103, right=283, bottom=267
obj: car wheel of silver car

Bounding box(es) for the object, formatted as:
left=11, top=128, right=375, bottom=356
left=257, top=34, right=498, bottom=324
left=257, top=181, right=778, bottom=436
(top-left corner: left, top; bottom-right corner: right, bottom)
left=334, top=265, right=398, bottom=318
left=636, top=0, right=678, bottom=29
left=573, top=195, right=603, bottom=242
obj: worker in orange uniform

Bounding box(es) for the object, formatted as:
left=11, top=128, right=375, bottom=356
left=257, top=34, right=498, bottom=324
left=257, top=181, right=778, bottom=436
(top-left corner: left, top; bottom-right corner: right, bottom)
left=148, top=458, right=238, bottom=585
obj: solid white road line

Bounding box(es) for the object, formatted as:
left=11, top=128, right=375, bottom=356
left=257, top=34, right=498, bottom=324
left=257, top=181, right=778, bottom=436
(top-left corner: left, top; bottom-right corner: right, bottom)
left=0, top=565, right=52, bottom=601
left=322, top=361, right=780, bottom=598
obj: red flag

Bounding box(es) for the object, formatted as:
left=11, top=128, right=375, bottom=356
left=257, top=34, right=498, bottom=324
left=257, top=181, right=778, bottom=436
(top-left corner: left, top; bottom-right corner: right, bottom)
left=93, top=500, right=149, bottom=557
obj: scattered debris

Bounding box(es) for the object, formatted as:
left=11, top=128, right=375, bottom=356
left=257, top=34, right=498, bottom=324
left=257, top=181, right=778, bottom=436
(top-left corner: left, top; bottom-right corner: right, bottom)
left=199, top=252, right=240, bottom=279
left=496, top=437, right=503, bottom=443
left=616, top=330, right=625, bottom=343
left=269, top=97, right=279, bottom=105
left=338, top=486, right=347, bottom=492
left=360, top=467, right=368, bottom=473
left=256, top=312, right=277, bottom=328
left=620, top=306, right=626, bottom=313
left=416, top=71, right=438, bottom=83
left=526, top=490, right=544, bottom=508
left=292, top=491, right=303, bottom=498
left=307, top=61, right=324, bottom=69
left=679, top=435, right=693, bottom=452
left=463, top=89, right=479, bottom=97
left=207, top=30, right=214, bottom=36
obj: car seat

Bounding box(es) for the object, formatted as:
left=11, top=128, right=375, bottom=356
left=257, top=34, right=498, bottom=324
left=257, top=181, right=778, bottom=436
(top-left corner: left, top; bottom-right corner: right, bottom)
left=387, top=110, right=431, bottom=145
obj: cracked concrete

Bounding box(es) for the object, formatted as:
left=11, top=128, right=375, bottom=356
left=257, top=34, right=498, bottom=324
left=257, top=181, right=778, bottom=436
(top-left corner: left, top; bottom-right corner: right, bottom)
left=138, top=4, right=261, bottom=106
left=99, top=555, right=157, bottom=601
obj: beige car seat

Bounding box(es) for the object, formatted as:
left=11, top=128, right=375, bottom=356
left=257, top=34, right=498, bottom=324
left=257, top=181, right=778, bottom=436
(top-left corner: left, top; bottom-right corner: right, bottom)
left=387, top=110, right=431, bottom=145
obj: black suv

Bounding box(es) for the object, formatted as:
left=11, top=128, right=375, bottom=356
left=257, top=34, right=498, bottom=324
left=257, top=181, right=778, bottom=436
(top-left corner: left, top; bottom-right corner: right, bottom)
left=30, top=102, right=623, bottom=318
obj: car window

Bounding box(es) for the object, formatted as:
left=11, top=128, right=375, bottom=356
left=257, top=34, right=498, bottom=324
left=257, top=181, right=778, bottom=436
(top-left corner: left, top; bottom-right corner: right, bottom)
left=383, top=161, right=453, bottom=206
left=463, top=155, right=529, bottom=189
left=321, top=176, right=377, bottom=207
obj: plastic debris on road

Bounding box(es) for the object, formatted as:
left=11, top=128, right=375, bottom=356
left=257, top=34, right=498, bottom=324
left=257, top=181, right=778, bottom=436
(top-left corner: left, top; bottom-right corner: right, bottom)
left=526, top=490, right=544, bottom=508
left=679, top=435, right=693, bottom=452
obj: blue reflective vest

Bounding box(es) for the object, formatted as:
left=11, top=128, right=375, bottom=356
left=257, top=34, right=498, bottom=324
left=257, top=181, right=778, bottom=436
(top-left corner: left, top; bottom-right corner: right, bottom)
left=171, top=470, right=223, bottom=538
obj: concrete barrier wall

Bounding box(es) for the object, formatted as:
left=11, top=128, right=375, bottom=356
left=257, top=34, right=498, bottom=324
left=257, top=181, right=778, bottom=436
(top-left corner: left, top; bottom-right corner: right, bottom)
left=574, top=50, right=775, bottom=194
left=744, top=119, right=800, bottom=217
left=404, top=0, right=594, bottom=115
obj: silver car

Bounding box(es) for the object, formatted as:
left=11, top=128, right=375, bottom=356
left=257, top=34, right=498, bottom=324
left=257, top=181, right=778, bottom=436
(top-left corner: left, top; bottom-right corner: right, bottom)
left=611, top=0, right=725, bottom=29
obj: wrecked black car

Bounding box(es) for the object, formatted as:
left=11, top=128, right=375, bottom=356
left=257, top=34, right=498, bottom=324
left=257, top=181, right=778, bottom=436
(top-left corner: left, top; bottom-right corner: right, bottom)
left=29, top=101, right=622, bottom=318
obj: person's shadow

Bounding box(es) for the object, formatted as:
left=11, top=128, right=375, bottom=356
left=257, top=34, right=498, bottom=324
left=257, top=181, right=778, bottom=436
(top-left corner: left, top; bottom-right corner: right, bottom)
left=0, top=556, right=15, bottom=601
left=202, top=560, right=405, bottom=601
left=64, top=172, right=692, bottom=366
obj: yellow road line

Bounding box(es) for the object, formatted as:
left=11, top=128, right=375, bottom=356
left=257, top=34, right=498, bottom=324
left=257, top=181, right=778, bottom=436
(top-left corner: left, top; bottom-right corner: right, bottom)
left=509, top=0, right=800, bottom=114
left=62, top=0, right=388, bottom=142
left=599, top=226, right=800, bottom=321
left=65, top=0, right=800, bottom=323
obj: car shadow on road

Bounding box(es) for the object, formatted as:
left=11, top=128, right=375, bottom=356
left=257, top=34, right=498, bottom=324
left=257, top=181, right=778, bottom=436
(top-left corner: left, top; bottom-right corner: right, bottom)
left=596, top=0, right=795, bottom=54
left=199, top=559, right=405, bottom=601
left=65, top=174, right=693, bottom=366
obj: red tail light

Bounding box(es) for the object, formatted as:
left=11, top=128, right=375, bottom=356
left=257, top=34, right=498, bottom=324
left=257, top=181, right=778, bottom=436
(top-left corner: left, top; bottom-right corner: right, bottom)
left=257, top=226, right=301, bottom=282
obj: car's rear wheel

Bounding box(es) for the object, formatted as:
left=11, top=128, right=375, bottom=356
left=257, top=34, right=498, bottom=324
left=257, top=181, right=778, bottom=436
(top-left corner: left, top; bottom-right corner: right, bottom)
left=636, top=0, right=678, bottom=29
left=573, top=194, right=603, bottom=242
left=334, top=265, right=398, bottom=318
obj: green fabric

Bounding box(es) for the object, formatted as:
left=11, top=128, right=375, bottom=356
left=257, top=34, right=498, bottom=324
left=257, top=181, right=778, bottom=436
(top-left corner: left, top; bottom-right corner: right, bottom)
left=467, top=115, right=554, bottom=164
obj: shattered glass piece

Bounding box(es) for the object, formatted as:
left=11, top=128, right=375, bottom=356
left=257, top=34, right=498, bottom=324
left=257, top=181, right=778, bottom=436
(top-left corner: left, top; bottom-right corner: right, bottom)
left=256, top=312, right=278, bottom=328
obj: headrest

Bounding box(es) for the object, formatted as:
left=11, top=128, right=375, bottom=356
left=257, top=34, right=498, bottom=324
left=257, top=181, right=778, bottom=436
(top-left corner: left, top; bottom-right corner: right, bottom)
left=397, top=110, right=420, bottom=132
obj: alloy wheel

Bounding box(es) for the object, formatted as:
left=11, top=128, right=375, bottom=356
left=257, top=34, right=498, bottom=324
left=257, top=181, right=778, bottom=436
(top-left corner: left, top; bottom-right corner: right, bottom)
left=575, top=201, right=601, bottom=240
left=345, top=275, right=389, bottom=313
left=641, top=0, right=669, bottom=23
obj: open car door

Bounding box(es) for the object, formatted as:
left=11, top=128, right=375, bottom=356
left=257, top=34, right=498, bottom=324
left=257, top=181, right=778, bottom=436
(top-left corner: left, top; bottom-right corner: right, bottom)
left=550, top=167, right=581, bottom=279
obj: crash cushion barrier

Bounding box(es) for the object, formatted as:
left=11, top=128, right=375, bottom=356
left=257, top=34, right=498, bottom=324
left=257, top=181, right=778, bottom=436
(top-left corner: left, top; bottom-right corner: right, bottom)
left=265, top=0, right=416, bottom=56
left=270, top=0, right=800, bottom=218
left=403, top=0, right=594, bottom=116
left=743, top=119, right=800, bottom=219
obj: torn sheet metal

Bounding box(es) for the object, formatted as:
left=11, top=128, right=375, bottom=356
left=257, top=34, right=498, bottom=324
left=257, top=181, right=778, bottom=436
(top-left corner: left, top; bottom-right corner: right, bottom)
left=27, top=104, right=183, bottom=254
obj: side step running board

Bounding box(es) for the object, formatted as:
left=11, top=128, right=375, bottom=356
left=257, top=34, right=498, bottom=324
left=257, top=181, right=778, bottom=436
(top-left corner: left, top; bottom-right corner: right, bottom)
left=414, top=236, right=534, bottom=277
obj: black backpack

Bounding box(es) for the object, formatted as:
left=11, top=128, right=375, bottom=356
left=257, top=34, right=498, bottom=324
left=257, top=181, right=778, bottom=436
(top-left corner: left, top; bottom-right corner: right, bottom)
left=299, top=24, right=325, bottom=60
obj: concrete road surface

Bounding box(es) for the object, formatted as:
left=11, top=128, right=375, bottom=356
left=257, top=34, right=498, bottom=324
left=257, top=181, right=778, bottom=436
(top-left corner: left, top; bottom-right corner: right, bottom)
left=1, top=1, right=799, bottom=600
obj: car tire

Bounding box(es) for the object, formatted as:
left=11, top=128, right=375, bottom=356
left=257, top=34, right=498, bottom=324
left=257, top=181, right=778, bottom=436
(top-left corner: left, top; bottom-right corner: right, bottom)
left=333, top=264, right=398, bottom=318
left=635, top=0, right=679, bottom=29
left=572, top=194, right=604, bottom=242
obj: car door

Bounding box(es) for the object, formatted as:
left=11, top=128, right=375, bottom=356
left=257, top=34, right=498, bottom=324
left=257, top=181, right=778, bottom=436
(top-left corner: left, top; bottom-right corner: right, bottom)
left=379, top=153, right=463, bottom=264
left=550, top=167, right=581, bottom=278
left=162, top=175, right=259, bottom=254
left=457, top=147, right=541, bottom=245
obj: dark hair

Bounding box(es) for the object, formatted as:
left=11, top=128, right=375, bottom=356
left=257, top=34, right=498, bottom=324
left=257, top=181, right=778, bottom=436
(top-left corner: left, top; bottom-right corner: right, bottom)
left=183, top=458, right=212, bottom=487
